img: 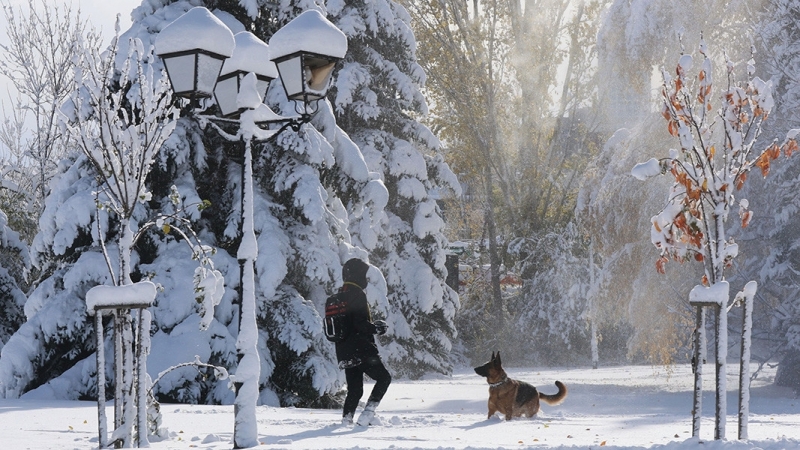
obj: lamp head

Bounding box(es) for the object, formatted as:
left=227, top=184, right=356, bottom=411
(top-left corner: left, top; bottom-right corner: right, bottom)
left=214, top=32, right=278, bottom=117
left=269, top=10, right=347, bottom=105
left=155, top=7, right=235, bottom=99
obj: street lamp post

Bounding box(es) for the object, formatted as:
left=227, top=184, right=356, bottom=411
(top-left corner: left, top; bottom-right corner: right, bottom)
left=155, top=7, right=346, bottom=448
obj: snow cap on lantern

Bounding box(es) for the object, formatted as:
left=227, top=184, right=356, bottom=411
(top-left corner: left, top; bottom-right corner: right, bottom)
left=215, top=31, right=278, bottom=117
left=155, top=7, right=235, bottom=99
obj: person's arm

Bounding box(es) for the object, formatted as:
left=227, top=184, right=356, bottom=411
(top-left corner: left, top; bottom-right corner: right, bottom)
left=350, top=291, right=378, bottom=335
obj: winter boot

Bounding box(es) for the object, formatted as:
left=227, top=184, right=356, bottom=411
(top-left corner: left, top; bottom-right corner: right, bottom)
left=341, top=412, right=354, bottom=426
left=356, top=401, right=379, bottom=426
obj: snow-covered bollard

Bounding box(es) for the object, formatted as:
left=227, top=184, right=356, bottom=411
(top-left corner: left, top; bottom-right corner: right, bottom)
left=86, top=281, right=157, bottom=449
left=689, top=281, right=729, bottom=440
left=734, top=281, right=758, bottom=440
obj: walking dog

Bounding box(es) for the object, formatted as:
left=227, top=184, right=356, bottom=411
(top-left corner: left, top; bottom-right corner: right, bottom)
left=474, top=351, right=567, bottom=420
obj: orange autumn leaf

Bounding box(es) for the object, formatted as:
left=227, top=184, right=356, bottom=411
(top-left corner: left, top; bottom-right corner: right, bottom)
left=653, top=220, right=662, bottom=233
left=768, top=143, right=780, bottom=160
left=755, top=152, right=771, bottom=177
left=668, top=120, right=679, bottom=137
left=674, top=213, right=688, bottom=232
left=656, top=257, right=668, bottom=274
left=735, top=172, right=747, bottom=190
left=695, top=252, right=704, bottom=262
left=739, top=112, right=750, bottom=124
left=702, top=274, right=709, bottom=286
left=783, top=139, right=798, bottom=157
left=741, top=210, right=752, bottom=228
left=687, top=186, right=701, bottom=201
left=689, top=231, right=703, bottom=248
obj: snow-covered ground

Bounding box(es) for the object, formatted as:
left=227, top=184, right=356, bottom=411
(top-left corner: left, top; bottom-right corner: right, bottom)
left=1, top=363, right=798, bottom=450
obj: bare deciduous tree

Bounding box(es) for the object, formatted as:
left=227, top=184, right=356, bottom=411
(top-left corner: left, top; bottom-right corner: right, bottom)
left=0, top=0, right=101, bottom=230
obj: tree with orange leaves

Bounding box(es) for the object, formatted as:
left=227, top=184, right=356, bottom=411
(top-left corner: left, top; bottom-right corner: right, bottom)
left=634, top=42, right=797, bottom=286
left=632, top=39, right=798, bottom=440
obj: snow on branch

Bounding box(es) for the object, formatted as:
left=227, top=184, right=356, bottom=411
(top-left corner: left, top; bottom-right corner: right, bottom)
left=63, top=34, right=176, bottom=221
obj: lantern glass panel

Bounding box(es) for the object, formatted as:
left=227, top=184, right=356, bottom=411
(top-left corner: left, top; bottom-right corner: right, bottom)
left=276, top=56, right=304, bottom=101
left=256, top=77, right=270, bottom=100
left=214, top=73, right=241, bottom=117
left=196, top=53, right=225, bottom=97
left=163, top=54, right=197, bottom=97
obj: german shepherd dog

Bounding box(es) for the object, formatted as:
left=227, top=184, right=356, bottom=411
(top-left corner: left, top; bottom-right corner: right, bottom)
left=474, top=352, right=567, bottom=420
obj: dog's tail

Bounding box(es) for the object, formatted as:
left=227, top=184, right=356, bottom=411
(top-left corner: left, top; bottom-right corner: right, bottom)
left=539, top=380, right=567, bottom=406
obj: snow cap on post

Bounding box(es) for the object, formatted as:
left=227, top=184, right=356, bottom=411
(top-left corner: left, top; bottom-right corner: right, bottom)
left=154, top=7, right=235, bottom=99
left=269, top=10, right=347, bottom=102
left=689, top=281, right=729, bottom=307
left=85, top=281, right=158, bottom=315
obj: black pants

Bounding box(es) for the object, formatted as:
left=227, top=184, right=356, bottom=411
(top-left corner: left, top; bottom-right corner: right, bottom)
left=342, top=356, right=392, bottom=417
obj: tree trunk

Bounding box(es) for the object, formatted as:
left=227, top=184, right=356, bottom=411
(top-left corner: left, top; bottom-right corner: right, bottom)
left=483, top=163, right=504, bottom=330
left=114, top=310, right=123, bottom=434
left=136, top=309, right=151, bottom=447
left=121, top=310, right=135, bottom=448
left=692, top=305, right=705, bottom=438
left=116, top=221, right=136, bottom=447
left=95, top=313, right=107, bottom=448
left=589, top=238, right=598, bottom=369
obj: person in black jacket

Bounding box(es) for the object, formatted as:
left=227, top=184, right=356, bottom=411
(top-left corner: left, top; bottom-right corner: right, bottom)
left=336, top=258, right=391, bottom=426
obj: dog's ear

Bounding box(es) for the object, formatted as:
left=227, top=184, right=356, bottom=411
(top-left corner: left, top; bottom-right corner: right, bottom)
left=490, top=351, right=495, bottom=361
left=495, top=352, right=502, bottom=366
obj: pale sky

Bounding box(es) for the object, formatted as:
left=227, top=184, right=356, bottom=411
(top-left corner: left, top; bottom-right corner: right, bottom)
left=75, top=0, right=141, bottom=36
left=2, top=0, right=141, bottom=35
left=0, top=0, right=142, bottom=95
left=0, top=0, right=142, bottom=111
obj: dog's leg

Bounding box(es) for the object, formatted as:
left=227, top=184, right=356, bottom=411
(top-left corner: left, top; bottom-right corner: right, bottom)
left=487, top=400, right=497, bottom=419
left=501, top=404, right=514, bottom=421
left=520, top=399, right=539, bottom=418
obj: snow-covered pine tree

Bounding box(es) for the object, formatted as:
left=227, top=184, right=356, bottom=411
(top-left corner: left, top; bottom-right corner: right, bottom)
left=747, top=0, right=800, bottom=393
left=327, top=0, right=461, bottom=378
left=0, top=208, right=28, bottom=353
left=0, top=149, right=112, bottom=399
